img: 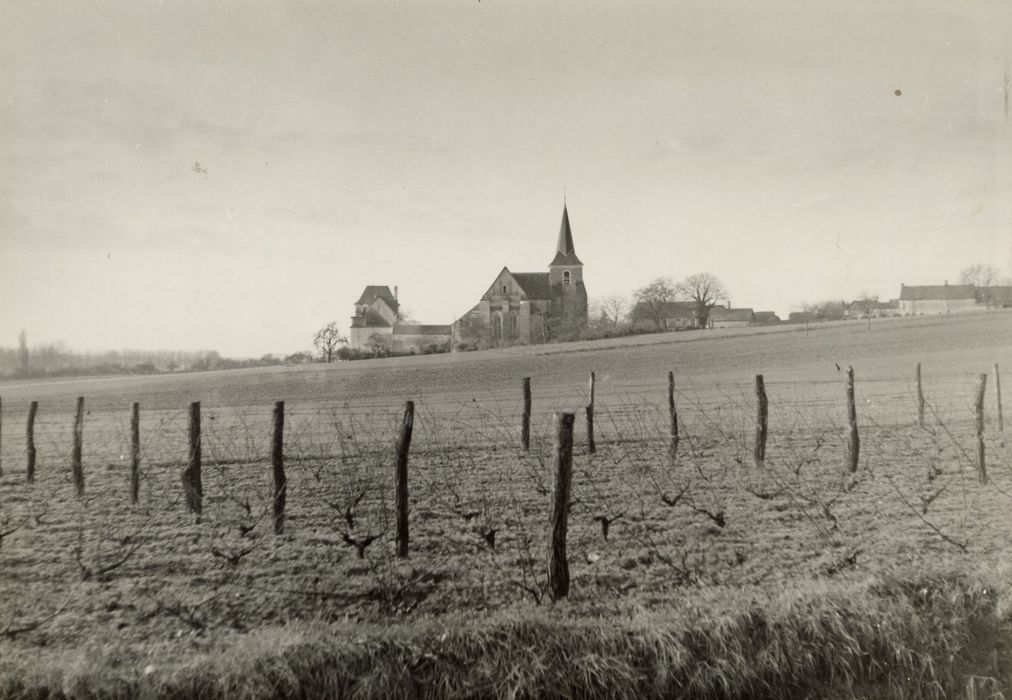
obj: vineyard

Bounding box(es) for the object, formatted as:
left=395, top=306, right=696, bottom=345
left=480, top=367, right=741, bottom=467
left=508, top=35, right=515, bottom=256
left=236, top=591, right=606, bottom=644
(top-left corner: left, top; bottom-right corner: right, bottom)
left=1, top=313, right=1011, bottom=697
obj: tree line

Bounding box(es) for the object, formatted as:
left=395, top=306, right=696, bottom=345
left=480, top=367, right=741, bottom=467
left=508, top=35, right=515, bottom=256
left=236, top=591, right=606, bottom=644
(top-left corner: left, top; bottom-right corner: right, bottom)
left=0, top=330, right=317, bottom=380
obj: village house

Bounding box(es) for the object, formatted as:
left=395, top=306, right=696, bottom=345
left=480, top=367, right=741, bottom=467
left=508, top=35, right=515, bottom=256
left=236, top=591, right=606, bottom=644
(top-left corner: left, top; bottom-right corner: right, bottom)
left=898, top=283, right=979, bottom=315
left=452, top=205, right=588, bottom=347
left=708, top=307, right=755, bottom=328
left=349, top=285, right=451, bottom=354
left=753, top=311, right=781, bottom=324
left=629, top=301, right=699, bottom=331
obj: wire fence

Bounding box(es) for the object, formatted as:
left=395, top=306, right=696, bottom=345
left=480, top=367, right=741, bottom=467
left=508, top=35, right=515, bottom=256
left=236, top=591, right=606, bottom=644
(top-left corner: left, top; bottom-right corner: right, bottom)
left=0, top=366, right=998, bottom=473
left=0, top=362, right=1009, bottom=639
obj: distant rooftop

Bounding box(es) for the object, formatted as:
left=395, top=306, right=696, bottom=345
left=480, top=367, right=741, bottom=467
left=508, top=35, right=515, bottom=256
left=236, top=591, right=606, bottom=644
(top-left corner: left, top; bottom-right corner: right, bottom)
left=355, top=285, right=399, bottom=310
left=710, top=307, right=755, bottom=322
left=899, top=284, right=976, bottom=301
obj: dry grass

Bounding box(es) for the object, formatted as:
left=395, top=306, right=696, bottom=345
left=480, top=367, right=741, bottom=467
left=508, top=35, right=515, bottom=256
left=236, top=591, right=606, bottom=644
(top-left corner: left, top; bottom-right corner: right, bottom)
left=2, top=565, right=1009, bottom=699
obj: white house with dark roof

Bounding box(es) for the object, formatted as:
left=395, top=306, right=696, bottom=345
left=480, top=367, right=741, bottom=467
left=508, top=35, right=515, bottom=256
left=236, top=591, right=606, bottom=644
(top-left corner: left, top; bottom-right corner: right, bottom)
left=349, top=285, right=451, bottom=354
left=898, top=283, right=978, bottom=315
left=452, top=204, right=589, bottom=347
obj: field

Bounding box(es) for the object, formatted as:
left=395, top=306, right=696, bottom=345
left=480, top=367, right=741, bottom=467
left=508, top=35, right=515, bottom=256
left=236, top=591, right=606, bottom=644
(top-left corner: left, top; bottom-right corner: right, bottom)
left=2, top=312, right=1012, bottom=698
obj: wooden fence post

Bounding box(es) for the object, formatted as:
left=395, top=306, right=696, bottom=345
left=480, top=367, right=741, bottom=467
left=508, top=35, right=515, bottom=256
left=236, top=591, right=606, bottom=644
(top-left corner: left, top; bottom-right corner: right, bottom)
left=272, top=401, right=286, bottom=535
left=26, top=401, right=37, bottom=483
left=995, top=362, right=1004, bottom=433
left=754, top=374, right=768, bottom=468
left=72, top=396, right=85, bottom=497
left=182, top=401, right=202, bottom=515
left=916, top=362, right=925, bottom=429
left=521, top=377, right=531, bottom=452
left=130, top=402, right=140, bottom=504
left=668, top=371, right=679, bottom=459
left=586, top=371, right=596, bottom=455
left=548, top=412, right=575, bottom=601
left=395, top=400, right=414, bottom=558
left=975, top=373, right=987, bottom=483
left=846, top=367, right=860, bottom=473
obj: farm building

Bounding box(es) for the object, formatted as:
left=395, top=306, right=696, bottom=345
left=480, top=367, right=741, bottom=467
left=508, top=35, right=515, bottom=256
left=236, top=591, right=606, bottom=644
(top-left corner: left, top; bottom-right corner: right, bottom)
left=349, top=285, right=451, bottom=354
left=629, top=301, right=699, bottom=331
left=898, top=283, right=977, bottom=315
left=452, top=204, right=588, bottom=347
left=753, top=311, right=781, bottom=324
left=708, top=307, right=755, bottom=328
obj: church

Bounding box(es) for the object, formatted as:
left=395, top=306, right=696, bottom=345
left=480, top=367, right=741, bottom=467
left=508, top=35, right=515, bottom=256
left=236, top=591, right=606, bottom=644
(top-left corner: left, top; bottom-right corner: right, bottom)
left=452, top=204, right=588, bottom=348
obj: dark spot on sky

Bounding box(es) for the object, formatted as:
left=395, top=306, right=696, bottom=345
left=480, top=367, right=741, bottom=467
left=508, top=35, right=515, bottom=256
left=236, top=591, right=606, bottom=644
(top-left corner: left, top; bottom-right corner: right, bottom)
left=894, top=89, right=902, bottom=96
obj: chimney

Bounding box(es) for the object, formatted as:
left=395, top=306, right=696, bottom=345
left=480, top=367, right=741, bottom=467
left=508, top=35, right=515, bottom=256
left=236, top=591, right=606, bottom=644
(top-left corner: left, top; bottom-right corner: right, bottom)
left=394, top=285, right=399, bottom=301
left=944, top=280, right=948, bottom=287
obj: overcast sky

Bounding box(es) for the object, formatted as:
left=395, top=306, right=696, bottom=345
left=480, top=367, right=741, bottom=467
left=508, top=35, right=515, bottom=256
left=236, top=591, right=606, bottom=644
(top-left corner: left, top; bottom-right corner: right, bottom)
left=2, top=1, right=1010, bottom=357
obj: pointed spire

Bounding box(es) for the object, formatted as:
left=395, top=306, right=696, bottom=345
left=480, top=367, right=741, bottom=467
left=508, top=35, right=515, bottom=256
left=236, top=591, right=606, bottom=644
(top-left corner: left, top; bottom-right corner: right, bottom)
left=550, top=203, right=582, bottom=266
left=557, top=204, right=574, bottom=255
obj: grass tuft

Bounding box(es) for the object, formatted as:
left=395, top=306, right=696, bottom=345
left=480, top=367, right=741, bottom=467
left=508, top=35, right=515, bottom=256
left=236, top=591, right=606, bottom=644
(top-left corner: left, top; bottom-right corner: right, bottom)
left=2, top=566, right=1009, bottom=699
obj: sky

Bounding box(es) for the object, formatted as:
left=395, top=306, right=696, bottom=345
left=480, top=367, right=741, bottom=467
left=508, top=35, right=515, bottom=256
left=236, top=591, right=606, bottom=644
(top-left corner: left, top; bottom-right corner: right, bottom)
left=1, top=0, right=1010, bottom=357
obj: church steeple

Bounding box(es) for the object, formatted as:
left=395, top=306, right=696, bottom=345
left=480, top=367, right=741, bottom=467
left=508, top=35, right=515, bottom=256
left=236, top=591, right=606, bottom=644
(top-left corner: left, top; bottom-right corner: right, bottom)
left=550, top=203, right=582, bottom=266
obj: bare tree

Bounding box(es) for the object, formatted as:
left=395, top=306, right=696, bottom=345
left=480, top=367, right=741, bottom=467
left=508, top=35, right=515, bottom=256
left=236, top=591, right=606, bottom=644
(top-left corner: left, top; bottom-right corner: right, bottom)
left=803, top=299, right=847, bottom=321
left=313, top=322, right=347, bottom=363
left=397, top=307, right=418, bottom=324
left=959, top=264, right=1002, bottom=307
left=958, top=263, right=999, bottom=288
left=589, top=295, right=629, bottom=330
left=855, top=291, right=879, bottom=330
left=633, top=278, right=677, bottom=330
left=367, top=333, right=391, bottom=358
left=675, top=273, right=728, bottom=329
left=456, top=315, right=492, bottom=350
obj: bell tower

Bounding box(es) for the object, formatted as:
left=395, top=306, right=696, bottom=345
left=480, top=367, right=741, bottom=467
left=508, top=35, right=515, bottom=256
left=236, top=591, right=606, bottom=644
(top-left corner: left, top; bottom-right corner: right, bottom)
left=548, top=203, right=588, bottom=330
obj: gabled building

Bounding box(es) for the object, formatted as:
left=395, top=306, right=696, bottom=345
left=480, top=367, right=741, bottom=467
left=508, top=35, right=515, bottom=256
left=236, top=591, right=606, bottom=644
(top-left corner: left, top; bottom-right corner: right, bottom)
left=353, top=286, right=400, bottom=326
left=753, top=311, right=782, bottom=325
left=350, top=285, right=400, bottom=349
left=453, top=204, right=588, bottom=347
left=708, top=307, right=755, bottom=328
left=787, top=311, right=816, bottom=323
left=629, top=301, right=699, bottom=331
left=350, top=285, right=451, bottom=354
left=898, top=283, right=977, bottom=315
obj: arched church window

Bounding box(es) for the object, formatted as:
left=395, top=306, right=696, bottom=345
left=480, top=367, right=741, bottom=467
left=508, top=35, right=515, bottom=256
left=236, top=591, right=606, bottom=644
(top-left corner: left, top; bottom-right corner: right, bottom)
left=492, top=312, right=503, bottom=341
left=563, top=270, right=571, bottom=286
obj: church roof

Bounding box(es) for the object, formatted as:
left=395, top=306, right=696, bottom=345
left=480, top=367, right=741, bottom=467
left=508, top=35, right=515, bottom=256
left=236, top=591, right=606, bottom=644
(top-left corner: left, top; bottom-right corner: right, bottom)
left=512, top=272, right=552, bottom=300
left=549, top=204, right=582, bottom=266
left=355, top=285, right=399, bottom=310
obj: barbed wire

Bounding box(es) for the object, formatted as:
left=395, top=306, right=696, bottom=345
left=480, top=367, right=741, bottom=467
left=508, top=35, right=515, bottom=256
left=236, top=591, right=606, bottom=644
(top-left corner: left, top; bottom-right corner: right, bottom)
left=0, top=365, right=1007, bottom=625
